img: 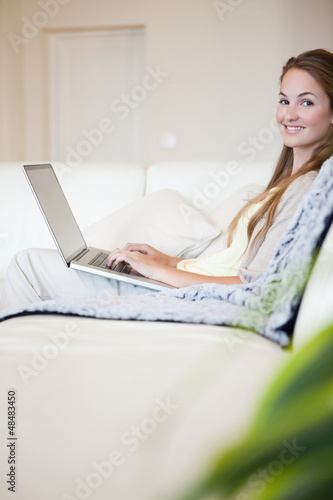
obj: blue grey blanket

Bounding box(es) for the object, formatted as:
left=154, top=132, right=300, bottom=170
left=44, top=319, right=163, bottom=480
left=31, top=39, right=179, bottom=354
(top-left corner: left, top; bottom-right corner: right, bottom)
left=2, top=156, right=333, bottom=346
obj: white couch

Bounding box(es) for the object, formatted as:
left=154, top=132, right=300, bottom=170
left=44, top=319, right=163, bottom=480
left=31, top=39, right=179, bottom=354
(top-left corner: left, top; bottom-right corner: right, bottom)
left=0, top=160, right=332, bottom=500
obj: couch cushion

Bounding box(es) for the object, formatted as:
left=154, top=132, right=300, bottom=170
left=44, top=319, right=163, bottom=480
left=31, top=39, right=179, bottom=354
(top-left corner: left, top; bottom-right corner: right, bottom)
left=0, top=315, right=286, bottom=500
left=83, top=189, right=221, bottom=258
left=198, top=183, right=265, bottom=257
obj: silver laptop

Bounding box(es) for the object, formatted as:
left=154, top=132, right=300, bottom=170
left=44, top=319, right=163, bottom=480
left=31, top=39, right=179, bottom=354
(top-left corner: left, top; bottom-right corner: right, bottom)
left=23, top=164, right=175, bottom=291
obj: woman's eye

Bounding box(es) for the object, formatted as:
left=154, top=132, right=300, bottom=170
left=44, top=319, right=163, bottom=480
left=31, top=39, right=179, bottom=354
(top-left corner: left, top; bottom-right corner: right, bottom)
left=302, top=100, right=313, bottom=107
left=279, top=99, right=289, bottom=105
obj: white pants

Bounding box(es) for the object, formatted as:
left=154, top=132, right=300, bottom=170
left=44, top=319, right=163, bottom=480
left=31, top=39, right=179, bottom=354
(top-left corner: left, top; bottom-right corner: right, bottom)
left=0, top=248, right=150, bottom=311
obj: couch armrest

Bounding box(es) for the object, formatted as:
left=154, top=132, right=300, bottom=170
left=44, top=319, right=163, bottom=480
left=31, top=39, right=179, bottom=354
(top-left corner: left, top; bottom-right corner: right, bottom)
left=293, top=223, right=333, bottom=350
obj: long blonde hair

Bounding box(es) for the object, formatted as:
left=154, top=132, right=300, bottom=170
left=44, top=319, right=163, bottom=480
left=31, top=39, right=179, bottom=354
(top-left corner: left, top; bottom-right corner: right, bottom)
left=227, top=49, right=333, bottom=251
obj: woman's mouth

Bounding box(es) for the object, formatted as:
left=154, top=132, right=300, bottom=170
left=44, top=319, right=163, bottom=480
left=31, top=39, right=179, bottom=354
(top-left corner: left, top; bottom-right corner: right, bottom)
left=284, top=125, right=305, bottom=133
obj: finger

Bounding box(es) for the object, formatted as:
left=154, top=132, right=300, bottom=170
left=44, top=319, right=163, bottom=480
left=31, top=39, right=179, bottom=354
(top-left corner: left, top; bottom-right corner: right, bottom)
left=107, top=248, right=123, bottom=267
left=123, top=242, right=135, bottom=251
left=124, top=243, right=148, bottom=253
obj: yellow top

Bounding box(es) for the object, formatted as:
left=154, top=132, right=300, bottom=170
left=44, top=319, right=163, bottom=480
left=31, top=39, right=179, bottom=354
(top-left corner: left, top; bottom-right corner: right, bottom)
left=177, top=198, right=266, bottom=276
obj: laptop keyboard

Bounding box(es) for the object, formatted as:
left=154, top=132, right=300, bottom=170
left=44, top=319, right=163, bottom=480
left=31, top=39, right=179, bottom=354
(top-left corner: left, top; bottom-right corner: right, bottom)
left=88, top=252, right=132, bottom=274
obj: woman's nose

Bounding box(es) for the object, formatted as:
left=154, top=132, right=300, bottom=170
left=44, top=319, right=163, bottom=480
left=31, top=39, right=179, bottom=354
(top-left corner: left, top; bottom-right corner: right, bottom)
left=284, top=104, right=299, bottom=121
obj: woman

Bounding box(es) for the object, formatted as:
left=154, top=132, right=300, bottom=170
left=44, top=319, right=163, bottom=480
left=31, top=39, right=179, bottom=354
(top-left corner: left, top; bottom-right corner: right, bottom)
left=1, top=49, right=333, bottom=309
left=106, top=48, right=333, bottom=285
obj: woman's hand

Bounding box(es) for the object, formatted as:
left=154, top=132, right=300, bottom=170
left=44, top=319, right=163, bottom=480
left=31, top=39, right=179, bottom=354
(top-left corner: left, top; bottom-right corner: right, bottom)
left=107, top=243, right=242, bottom=288
left=107, top=244, right=170, bottom=281
left=108, top=243, right=181, bottom=270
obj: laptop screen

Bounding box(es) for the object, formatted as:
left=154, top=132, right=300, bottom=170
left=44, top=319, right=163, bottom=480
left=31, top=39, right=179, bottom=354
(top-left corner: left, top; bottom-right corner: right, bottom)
left=23, top=164, right=87, bottom=265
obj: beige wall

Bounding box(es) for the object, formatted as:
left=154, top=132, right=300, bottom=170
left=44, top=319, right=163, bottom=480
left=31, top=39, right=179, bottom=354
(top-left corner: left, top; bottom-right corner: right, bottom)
left=1, top=0, right=333, bottom=164
left=1, top=0, right=25, bottom=159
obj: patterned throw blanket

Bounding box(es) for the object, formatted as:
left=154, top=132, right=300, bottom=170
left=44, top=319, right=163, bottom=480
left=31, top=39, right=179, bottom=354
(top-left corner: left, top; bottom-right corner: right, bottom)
left=2, top=156, right=333, bottom=347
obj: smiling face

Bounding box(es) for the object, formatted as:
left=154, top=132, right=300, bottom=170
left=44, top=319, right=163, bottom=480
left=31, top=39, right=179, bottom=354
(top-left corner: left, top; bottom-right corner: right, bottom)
left=276, top=68, right=333, bottom=166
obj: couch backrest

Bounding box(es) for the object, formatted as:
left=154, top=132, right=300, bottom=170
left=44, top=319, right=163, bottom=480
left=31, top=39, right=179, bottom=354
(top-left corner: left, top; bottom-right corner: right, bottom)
left=145, top=160, right=273, bottom=215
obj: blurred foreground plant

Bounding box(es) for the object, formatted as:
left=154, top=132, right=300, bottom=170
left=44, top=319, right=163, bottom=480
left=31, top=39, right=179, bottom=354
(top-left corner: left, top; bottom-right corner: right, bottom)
left=180, top=324, right=333, bottom=500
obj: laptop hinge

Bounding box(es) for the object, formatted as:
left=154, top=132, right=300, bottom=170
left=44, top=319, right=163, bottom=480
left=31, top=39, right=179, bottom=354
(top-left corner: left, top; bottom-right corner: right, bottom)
left=73, top=247, right=90, bottom=262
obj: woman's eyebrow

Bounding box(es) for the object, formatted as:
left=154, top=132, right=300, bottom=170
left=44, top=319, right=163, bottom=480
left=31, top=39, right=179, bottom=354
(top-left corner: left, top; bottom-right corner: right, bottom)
left=298, top=91, right=317, bottom=98
left=279, top=91, right=317, bottom=98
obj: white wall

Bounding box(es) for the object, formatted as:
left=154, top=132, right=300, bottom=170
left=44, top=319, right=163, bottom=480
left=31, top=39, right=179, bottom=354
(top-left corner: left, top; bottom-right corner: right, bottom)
left=1, top=0, right=333, bottom=164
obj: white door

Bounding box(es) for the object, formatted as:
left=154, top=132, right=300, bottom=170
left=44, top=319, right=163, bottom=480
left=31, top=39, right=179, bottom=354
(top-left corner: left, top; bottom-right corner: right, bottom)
left=48, top=28, right=146, bottom=166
